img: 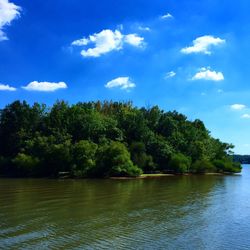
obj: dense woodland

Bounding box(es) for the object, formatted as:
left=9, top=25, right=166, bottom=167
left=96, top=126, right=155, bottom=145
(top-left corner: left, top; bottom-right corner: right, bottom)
left=0, top=100, right=241, bottom=178
left=233, top=155, right=250, bottom=164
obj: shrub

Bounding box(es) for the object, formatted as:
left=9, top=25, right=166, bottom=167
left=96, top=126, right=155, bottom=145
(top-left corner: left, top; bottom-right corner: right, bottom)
left=213, top=158, right=242, bottom=173
left=72, top=140, right=98, bottom=177
left=169, top=153, right=191, bottom=173
left=95, top=141, right=142, bottom=177
left=191, top=159, right=215, bottom=173
left=12, top=153, right=40, bottom=176
left=130, top=142, right=156, bottom=172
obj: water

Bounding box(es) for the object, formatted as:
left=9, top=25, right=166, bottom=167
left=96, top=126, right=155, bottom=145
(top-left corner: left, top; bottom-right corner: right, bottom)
left=0, top=166, right=250, bottom=249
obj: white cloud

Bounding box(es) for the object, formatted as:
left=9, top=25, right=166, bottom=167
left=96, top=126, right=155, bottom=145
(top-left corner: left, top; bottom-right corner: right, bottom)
left=164, top=71, right=176, bottom=79
left=71, top=38, right=89, bottom=46
left=161, top=13, right=173, bottom=19
left=230, top=104, right=246, bottom=110
left=191, top=67, right=224, bottom=81
left=0, top=0, right=21, bottom=41
left=124, top=34, right=144, bottom=47
left=105, top=77, right=136, bottom=90
left=138, top=26, right=151, bottom=32
left=22, top=81, right=67, bottom=92
left=71, top=29, right=144, bottom=57
left=181, top=35, right=225, bottom=55
left=241, top=114, right=250, bottom=119
left=0, top=83, right=16, bottom=91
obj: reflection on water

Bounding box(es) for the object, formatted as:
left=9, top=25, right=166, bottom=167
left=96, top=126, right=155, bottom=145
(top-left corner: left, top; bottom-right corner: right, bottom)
left=0, top=166, right=249, bottom=249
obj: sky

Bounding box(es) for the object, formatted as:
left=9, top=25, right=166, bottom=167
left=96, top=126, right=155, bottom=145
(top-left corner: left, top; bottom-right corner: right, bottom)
left=1, top=0, right=250, bottom=154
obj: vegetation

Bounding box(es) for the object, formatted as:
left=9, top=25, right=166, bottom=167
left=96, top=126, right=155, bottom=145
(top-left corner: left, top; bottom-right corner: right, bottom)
left=233, top=155, right=250, bottom=164
left=0, top=100, right=242, bottom=178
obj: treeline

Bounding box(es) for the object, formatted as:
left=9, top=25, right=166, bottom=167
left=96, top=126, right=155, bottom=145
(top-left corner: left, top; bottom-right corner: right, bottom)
left=233, top=155, right=250, bottom=164
left=0, top=100, right=241, bottom=178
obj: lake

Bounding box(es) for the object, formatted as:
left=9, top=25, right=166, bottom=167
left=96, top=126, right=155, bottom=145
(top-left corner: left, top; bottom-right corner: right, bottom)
left=1, top=165, right=250, bottom=249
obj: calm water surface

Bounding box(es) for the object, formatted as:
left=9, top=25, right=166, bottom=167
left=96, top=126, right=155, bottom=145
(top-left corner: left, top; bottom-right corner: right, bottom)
left=1, top=165, right=250, bottom=249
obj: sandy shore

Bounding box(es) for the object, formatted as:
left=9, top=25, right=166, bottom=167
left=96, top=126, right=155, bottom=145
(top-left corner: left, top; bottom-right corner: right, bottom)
left=109, top=172, right=240, bottom=180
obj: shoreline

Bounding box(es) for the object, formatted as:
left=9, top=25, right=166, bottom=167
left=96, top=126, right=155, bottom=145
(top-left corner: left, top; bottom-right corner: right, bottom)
left=0, top=172, right=241, bottom=180
left=109, top=172, right=240, bottom=180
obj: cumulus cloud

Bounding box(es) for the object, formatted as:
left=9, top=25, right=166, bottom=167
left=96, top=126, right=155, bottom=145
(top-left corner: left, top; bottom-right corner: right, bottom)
left=230, top=104, right=246, bottom=110
left=164, top=71, right=176, bottom=79
left=0, top=83, right=16, bottom=91
left=191, top=67, right=224, bottom=81
left=0, top=0, right=21, bottom=41
left=71, top=29, right=144, bottom=57
left=124, top=33, right=145, bottom=47
left=241, top=114, right=250, bottom=119
left=181, top=35, right=225, bottom=55
left=161, top=13, right=173, bottom=19
left=105, top=77, right=136, bottom=90
left=71, top=38, right=89, bottom=46
left=22, top=81, right=67, bottom=92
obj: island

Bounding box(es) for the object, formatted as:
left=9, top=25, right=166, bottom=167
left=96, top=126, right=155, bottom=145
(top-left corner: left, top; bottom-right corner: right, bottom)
left=0, top=100, right=242, bottom=178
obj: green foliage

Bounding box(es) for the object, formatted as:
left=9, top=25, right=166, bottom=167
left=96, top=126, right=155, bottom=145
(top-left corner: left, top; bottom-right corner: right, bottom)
left=233, top=154, right=250, bottom=164
left=191, top=159, right=216, bottom=173
left=0, top=100, right=241, bottom=177
left=169, top=153, right=191, bottom=173
left=95, top=141, right=142, bottom=177
left=45, top=140, right=73, bottom=176
left=147, top=135, right=173, bottom=170
left=213, top=158, right=242, bottom=173
left=12, top=153, right=40, bottom=176
left=130, top=142, right=155, bottom=172
left=232, top=162, right=242, bottom=173
left=72, top=140, right=98, bottom=177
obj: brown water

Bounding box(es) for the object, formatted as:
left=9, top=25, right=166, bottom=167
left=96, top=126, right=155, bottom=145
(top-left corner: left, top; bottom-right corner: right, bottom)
left=1, top=166, right=250, bottom=249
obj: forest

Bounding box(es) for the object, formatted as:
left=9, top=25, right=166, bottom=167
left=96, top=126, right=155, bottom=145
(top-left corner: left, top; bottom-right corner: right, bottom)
left=233, top=155, right=250, bottom=164
left=0, top=100, right=242, bottom=178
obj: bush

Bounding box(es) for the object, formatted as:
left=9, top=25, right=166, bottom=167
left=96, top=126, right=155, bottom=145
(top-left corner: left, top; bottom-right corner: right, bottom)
left=169, top=153, right=191, bottom=173
left=213, top=158, right=242, bottom=173
left=95, top=141, right=142, bottom=177
left=45, top=139, right=74, bottom=176
left=232, top=162, right=242, bottom=173
left=130, top=142, right=156, bottom=172
left=72, top=140, right=97, bottom=177
left=191, top=159, right=215, bottom=173
left=12, top=153, right=40, bottom=176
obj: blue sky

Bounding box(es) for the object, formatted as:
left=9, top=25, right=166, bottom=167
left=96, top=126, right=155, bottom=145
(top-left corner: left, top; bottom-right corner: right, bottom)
left=1, top=0, right=250, bottom=154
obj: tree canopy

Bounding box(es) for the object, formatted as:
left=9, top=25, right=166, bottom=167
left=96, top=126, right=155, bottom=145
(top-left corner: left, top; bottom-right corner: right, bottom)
left=0, top=100, right=241, bottom=177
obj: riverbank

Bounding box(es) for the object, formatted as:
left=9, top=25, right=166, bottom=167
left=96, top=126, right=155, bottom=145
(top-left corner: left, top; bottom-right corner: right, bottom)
left=109, top=172, right=239, bottom=180
left=0, top=172, right=240, bottom=180
left=110, top=173, right=174, bottom=179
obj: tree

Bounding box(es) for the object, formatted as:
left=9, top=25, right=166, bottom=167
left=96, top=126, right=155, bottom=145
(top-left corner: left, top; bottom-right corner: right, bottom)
left=147, top=135, right=173, bottom=170
left=95, top=141, right=142, bottom=177
left=72, top=140, right=97, bottom=177
left=0, top=101, right=43, bottom=157
left=169, top=153, right=191, bottom=173
left=0, top=100, right=241, bottom=177
left=130, top=142, right=155, bottom=172
left=213, top=158, right=242, bottom=173
left=191, top=159, right=215, bottom=173
left=12, top=153, right=40, bottom=177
